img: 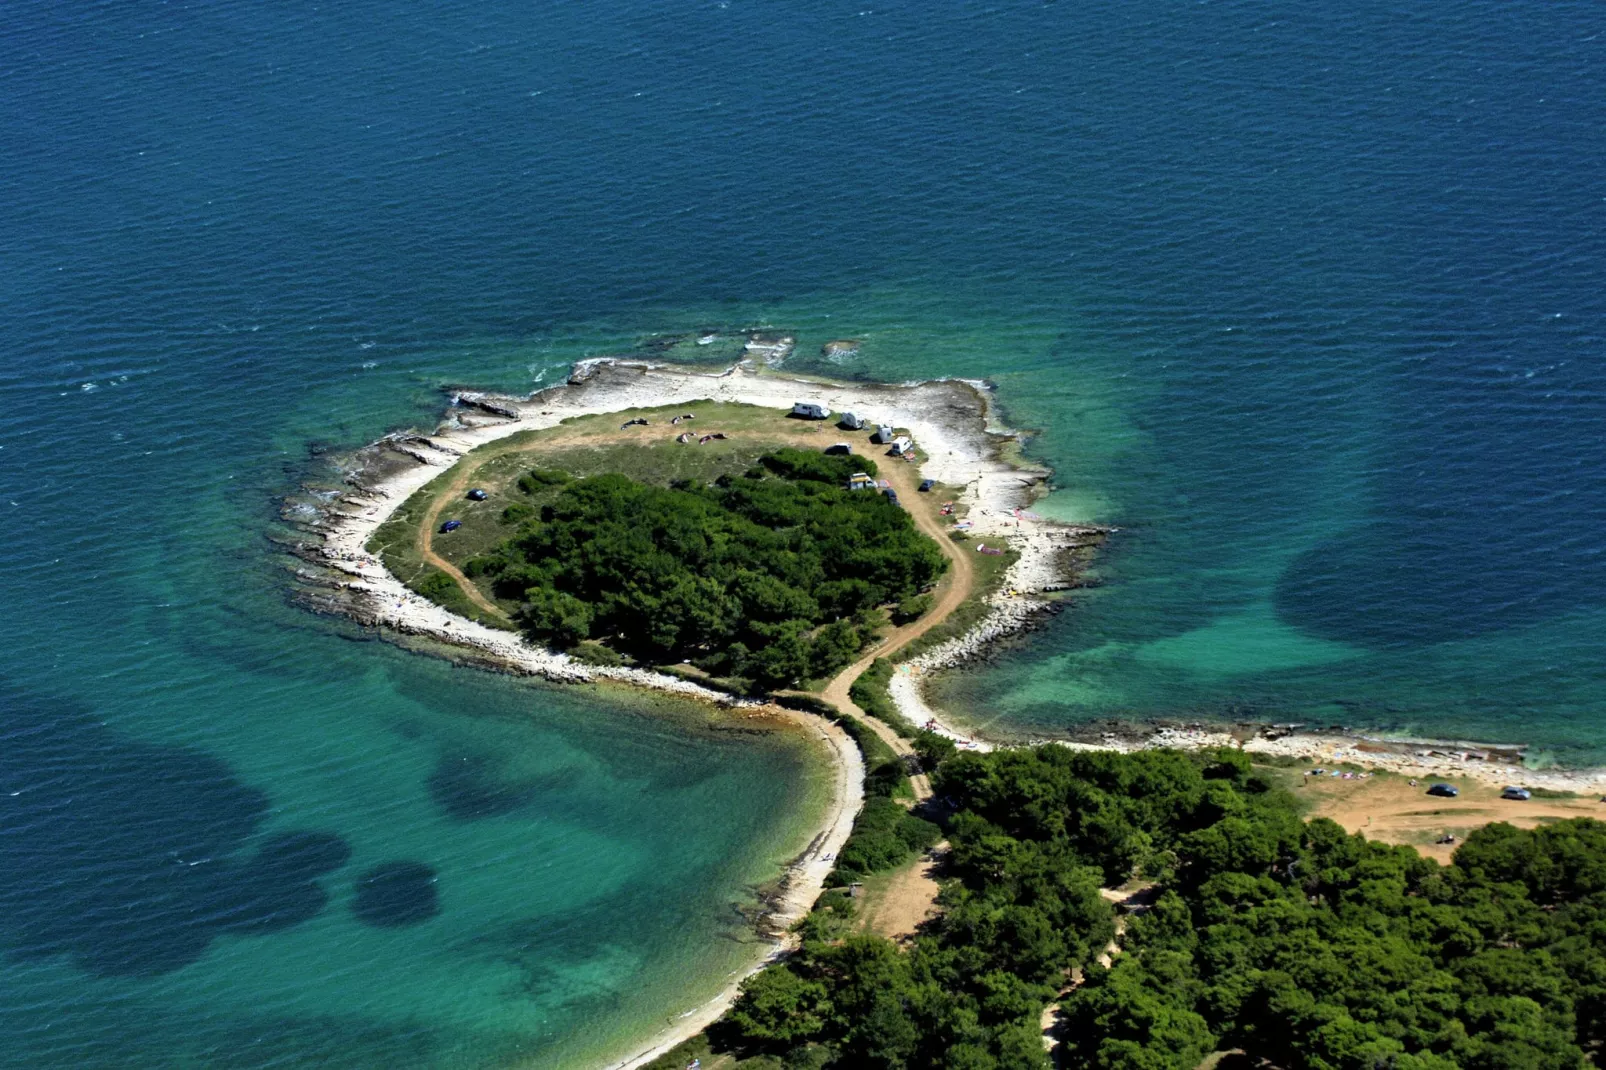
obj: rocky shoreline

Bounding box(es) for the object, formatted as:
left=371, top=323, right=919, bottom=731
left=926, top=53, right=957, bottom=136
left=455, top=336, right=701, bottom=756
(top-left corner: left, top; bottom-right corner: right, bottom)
left=280, top=352, right=1097, bottom=1070
left=281, top=352, right=1606, bottom=796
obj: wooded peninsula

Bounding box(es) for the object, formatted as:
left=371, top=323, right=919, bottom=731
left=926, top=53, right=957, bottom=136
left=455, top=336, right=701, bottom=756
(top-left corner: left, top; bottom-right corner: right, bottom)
left=294, top=360, right=1606, bottom=1070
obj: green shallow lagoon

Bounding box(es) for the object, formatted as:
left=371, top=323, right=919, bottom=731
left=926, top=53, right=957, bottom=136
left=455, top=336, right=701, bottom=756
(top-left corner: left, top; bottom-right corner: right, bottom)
left=0, top=348, right=835, bottom=1069
left=1, top=634, right=831, bottom=1070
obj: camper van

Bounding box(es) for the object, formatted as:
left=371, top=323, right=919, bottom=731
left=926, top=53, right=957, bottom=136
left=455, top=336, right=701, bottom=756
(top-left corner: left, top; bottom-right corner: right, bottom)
left=825, top=442, right=853, bottom=456
left=888, top=436, right=913, bottom=457
left=873, top=424, right=895, bottom=444
left=838, top=412, right=865, bottom=430
left=791, top=401, right=831, bottom=420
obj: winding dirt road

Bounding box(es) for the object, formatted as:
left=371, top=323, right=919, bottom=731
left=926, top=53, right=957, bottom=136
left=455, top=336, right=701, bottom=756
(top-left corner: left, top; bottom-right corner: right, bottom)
left=416, top=431, right=977, bottom=747
left=820, top=457, right=976, bottom=802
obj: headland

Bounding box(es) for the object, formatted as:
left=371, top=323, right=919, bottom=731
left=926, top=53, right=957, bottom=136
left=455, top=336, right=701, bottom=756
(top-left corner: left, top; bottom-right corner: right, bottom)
left=282, top=350, right=1606, bottom=1068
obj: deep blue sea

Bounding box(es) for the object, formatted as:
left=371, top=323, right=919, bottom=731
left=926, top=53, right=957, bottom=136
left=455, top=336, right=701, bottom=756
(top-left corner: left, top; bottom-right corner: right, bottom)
left=2, top=0, right=1603, bottom=1065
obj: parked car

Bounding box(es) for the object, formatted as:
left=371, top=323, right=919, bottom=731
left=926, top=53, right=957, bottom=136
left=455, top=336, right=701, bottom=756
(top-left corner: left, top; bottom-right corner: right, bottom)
left=467, top=488, right=488, bottom=501
left=918, top=479, right=935, bottom=492
left=882, top=489, right=900, bottom=505
left=439, top=519, right=462, bottom=533
left=1426, top=783, right=1459, bottom=798
left=1501, top=786, right=1532, bottom=801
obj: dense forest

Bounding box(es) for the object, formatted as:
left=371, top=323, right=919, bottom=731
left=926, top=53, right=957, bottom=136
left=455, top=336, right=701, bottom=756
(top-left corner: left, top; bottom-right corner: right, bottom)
left=714, top=745, right=1606, bottom=1070
left=464, top=449, right=946, bottom=689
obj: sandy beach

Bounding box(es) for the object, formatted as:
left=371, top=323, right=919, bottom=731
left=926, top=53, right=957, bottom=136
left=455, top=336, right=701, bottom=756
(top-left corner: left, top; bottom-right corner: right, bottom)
left=604, top=703, right=864, bottom=1070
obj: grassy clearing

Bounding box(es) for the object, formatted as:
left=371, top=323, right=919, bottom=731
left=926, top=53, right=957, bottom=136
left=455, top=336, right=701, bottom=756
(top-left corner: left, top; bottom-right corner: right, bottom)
left=364, top=466, right=517, bottom=629
left=367, top=399, right=900, bottom=621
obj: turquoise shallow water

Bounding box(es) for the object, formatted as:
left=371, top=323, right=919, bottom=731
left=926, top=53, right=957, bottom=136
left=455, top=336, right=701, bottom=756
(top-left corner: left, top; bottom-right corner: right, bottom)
left=0, top=330, right=832, bottom=1067
left=3, top=0, right=1604, bottom=1064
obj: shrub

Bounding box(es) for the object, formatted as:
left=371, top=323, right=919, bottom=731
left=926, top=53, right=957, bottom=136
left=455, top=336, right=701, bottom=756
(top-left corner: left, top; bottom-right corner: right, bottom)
left=566, top=641, right=624, bottom=667
left=499, top=502, right=535, bottom=524
left=517, top=587, right=593, bottom=648
left=414, top=569, right=457, bottom=600
left=516, top=466, right=572, bottom=493
left=833, top=797, right=941, bottom=881
left=849, top=658, right=918, bottom=738
left=760, top=447, right=877, bottom=484
left=891, top=594, right=933, bottom=625
left=462, top=554, right=505, bottom=578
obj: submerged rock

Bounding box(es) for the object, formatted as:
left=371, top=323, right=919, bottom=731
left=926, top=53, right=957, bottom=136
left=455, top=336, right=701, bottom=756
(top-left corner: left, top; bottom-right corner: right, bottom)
left=352, top=862, right=439, bottom=928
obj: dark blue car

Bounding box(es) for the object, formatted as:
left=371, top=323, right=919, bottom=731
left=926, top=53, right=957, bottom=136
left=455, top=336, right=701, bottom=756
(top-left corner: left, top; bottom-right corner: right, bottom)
left=439, top=519, right=462, bottom=533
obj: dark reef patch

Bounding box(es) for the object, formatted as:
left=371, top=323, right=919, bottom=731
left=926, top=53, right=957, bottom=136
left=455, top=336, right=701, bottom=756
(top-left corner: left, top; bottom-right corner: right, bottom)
left=1272, top=520, right=1584, bottom=648
left=428, top=752, right=535, bottom=820
left=213, top=832, right=353, bottom=935
left=352, top=861, right=440, bottom=928
left=0, top=682, right=348, bottom=976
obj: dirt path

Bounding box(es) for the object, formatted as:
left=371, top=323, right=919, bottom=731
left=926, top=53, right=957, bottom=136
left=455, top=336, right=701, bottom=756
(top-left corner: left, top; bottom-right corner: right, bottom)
left=1042, top=885, right=1154, bottom=1057
left=417, top=457, right=513, bottom=621
left=859, top=841, right=948, bottom=941
left=819, top=458, right=976, bottom=803
left=1297, top=773, right=1605, bottom=862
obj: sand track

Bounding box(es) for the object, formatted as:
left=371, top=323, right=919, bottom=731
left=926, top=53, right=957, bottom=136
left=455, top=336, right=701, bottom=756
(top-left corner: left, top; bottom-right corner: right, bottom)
left=1298, top=774, right=1606, bottom=863
left=859, top=843, right=947, bottom=941
left=417, top=460, right=512, bottom=621
left=820, top=456, right=977, bottom=803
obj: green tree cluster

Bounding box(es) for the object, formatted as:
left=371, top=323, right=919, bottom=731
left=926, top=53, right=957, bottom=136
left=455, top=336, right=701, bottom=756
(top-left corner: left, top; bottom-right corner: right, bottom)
left=834, top=797, right=941, bottom=883
left=718, top=746, right=1606, bottom=1070
left=1060, top=803, right=1606, bottom=1069
left=465, top=454, right=947, bottom=690
left=758, top=447, right=878, bottom=484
